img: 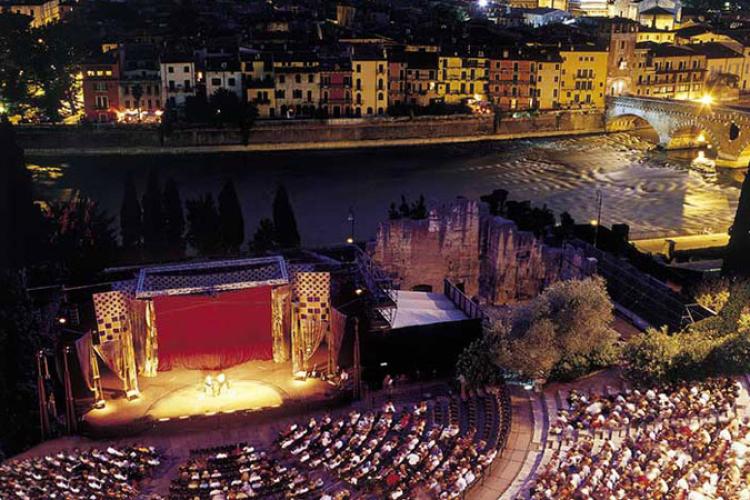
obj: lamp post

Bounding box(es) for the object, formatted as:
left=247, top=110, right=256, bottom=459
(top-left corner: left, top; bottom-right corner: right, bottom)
left=346, top=207, right=355, bottom=244
left=592, top=190, right=603, bottom=249
left=36, top=350, right=50, bottom=441
left=62, top=346, right=77, bottom=434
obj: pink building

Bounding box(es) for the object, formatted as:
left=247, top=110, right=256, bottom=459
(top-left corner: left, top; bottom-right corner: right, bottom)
left=320, top=59, right=352, bottom=118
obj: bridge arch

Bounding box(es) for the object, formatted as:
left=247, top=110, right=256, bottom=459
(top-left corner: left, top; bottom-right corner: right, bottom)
left=605, top=112, right=670, bottom=146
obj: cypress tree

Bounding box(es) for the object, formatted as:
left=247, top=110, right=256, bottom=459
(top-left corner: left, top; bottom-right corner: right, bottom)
left=723, top=166, right=750, bottom=278
left=218, top=179, right=244, bottom=254
left=163, top=177, right=185, bottom=259
left=272, top=184, right=301, bottom=248
left=119, top=172, right=142, bottom=252
left=141, top=169, right=165, bottom=259
left=0, top=120, right=35, bottom=269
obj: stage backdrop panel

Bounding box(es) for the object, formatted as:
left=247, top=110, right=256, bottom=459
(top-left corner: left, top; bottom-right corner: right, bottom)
left=153, top=286, right=273, bottom=371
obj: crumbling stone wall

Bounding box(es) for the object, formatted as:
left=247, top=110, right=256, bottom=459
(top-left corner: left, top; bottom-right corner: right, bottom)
left=373, top=197, right=594, bottom=305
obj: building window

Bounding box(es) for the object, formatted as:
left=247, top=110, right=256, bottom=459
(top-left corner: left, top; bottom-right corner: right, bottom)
left=211, top=78, right=221, bottom=85
left=308, top=74, right=314, bottom=83
left=279, top=75, right=286, bottom=83
left=377, top=92, right=384, bottom=101
left=95, top=95, right=109, bottom=109
left=295, top=74, right=301, bottom=84
left=184, top=66, right=190, bottom=73
left=356, top=64, right=361, bottom=73
left=228, top=78, right=236, bottom=86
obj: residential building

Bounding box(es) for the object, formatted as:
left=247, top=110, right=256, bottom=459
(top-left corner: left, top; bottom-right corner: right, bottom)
left=274, top=51, right=320, bottom=117
left=351, top=45, right=388, bottom=116
left=558, top=44, right=608, bottom=109
left=205, top=54, right=242, bottom=99
left=387, top=48, right=407, bottom=107
left=404, top=51, right=440, bottom=107
left=0, top=0, right=60, bottom=27
left=639, top=6, right=677, bottom=31
left=538, top=0, right=569, bottom=11
left=160, top=54, right=197, bottom=109
left=81, top=51, right=120, bottom=123
left=741, top=45, right=750, bottom=93
left=241, top=50, right=276, bottom=118
left=633, top=42, right=706, bottom=100
left=516, top=7, right=571, bottom=28
left=637, top=26, right=676, bottom=44
left=689, top=42, right=743, bottom=101
left=119, top=44, right=162, bottom=122
left=535, top=49, right=564, bottom=109
left=675, top=25, right=739, bottom=47
left=488, top=48, right=536, bottom=111
left=320, top=58, right=352, bottom=118
left=438, top=51, right=488, bottom=104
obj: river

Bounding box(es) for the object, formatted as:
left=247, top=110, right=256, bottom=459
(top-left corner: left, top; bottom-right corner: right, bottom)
left=27, top=132, right=743, bottom=247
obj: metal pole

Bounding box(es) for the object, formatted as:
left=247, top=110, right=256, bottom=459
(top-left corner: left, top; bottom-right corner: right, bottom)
left=347, top=208, right=355, bottom=243
left=62, top=346, right=77, bottom=434
left=353, top=318, right=361, bottom=400
left=594, top=190, right=602, bottom=249
left=36, top=350, right=49, bottom=441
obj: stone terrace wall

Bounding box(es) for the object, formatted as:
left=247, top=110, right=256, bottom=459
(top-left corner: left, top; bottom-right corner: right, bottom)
left=372, top=198, right=483, bottom=297
left=373, top=198, right=595, bottom=305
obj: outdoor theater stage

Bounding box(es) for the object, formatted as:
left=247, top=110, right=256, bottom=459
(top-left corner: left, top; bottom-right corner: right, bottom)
left=82, top=357, right=340, bottom=434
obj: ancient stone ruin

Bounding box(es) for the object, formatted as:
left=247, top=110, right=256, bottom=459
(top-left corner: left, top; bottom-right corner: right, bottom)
left=372, top=197, right=595, bottom=304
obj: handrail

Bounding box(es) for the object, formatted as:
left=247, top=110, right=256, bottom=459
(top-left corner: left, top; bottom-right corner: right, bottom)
left=444, top=279, right=485, bottom=320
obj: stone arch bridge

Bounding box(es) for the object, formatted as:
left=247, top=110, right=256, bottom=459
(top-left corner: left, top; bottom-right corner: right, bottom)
left=606, top=96, right=750, bottom=168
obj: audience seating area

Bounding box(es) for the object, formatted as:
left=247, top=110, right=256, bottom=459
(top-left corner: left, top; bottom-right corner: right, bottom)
left=527, top=377, right=747, bottom=499
left=0, top=444, right=161, bottom=499
left=169, top=386, right=511, bottom=499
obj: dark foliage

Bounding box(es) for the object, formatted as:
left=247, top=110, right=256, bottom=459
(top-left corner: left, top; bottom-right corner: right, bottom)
left=272, top=185, right=301, bottom=248
left=723, top=166, right=750, bottom=278
left=186, top=194, right=220, bottom=256
left=163, top=178, right=185, bottom=259
left=218, top=179, right=244, bottom=253
left=141, top=169, right=166, bottom=259
left=119, top=172, right=142, bottom=252
left=251, top=218, right=278, bottom=254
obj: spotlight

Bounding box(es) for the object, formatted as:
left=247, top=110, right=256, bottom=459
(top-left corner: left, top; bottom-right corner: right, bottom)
left=589, top=219, right=598, bottom=226
left=346, top=237, right=354, bottom=244
left=355, top=288, right=363, bottom=296
left=57, top=317, right=67, bottom=325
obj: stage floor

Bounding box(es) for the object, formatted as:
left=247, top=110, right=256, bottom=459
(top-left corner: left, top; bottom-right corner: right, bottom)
left=83, top=358, right=337, bottom=429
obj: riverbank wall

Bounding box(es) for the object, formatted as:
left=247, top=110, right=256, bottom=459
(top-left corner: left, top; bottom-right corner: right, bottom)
left=19, top=110, right=606, bottom=155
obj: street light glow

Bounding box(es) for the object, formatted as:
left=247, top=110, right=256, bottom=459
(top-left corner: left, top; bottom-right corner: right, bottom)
left=478, top=0, right=489, bottom=7
left=697, top=94, right=714, bottom=106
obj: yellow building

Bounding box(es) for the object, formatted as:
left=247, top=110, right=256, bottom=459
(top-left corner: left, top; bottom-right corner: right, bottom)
left=1, top=0, right=60, bottom=27
left=637, top=27, right=676, bottom=44
left=675, top=25, right=740, bottom=49
left=351, top=45, right=388, bottom=116
left=558, top=44, right=608, bottom=109
left=689, top=43, right=743, bottom=101
left=241, top=51, right=276, bottom=118
left=638, top=6, right=677, bottom=31
left=741, top=46, right=750, bottom=93
left=633, top=43, right=707, bottom=100
left=534, top=50, right=563, bottom=110
left=437, top=52, right=488, bottom=104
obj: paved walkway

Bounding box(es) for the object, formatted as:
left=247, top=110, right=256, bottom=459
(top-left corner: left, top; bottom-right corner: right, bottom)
left=470, top=388, right=535, bottom=500
left=632, top=232, right=728, bottom=255
left=25, top=128, right=605, bottom=157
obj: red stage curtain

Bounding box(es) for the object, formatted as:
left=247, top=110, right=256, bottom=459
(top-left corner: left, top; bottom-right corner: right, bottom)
left=153, top=287, right=273, bottom=371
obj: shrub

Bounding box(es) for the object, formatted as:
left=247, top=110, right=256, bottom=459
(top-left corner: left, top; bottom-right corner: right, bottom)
left=456, top=335, right=505, bottom=389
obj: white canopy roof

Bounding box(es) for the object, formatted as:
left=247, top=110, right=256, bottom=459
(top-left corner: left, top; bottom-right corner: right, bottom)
left=390, top=291, right=469, bottom=330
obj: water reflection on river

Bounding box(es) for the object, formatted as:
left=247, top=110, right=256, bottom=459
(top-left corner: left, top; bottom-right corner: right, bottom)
left=27, top=132, right=743, bottom=247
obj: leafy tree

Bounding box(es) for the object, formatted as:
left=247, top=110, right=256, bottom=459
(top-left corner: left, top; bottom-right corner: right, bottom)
left=141, top=169, right=165, bottom=259
left=456, top=335, right=505, bottom=389
left=387, top=202, right=400, bottom=220
left=622, top=326, right=681, bottom=386
left=163, top=177, right=185, bottom=260
left=218, top=179, right=244, bottom=254
left=119, top=172, right=142, bottom=252
left=131, top=83, right=143, bottom=122
left=186, top=193, right=220, bottom=256
left=723, top=166, right=750, bottom=278
left=494, top=277, right=619, bottom=381
left=184, top=94, right=212, bottom=123
left=272, top=185, right=301, bottom=248
left=251, top=218, right=278, bottom=254
left=47, top=194, right=116, bottom=282
left=209, top=88, right=243, bottom=125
